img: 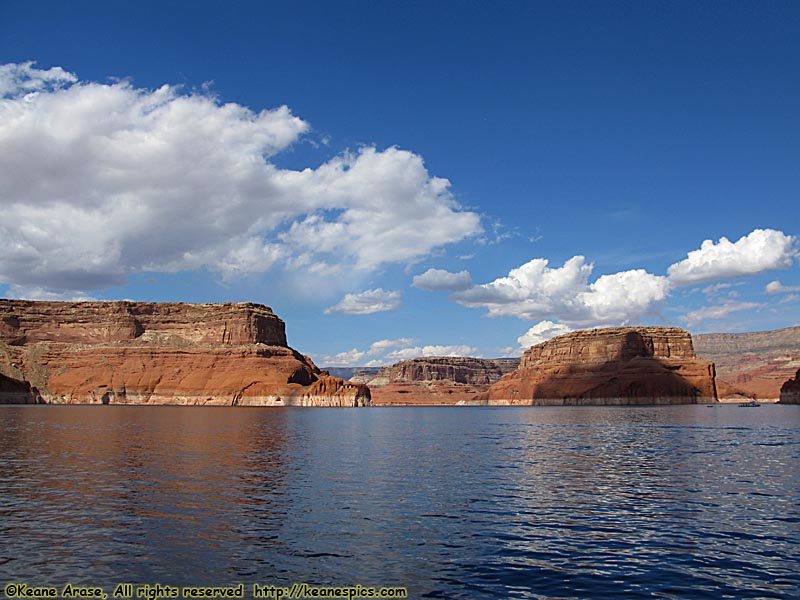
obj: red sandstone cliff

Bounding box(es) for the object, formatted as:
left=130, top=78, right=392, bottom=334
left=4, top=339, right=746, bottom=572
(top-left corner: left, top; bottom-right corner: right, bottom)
left=779, top=369, right=800, bottom=404
left=0, top=300, right=369, bottom=406
left=475, top=327, right=717, bottom=405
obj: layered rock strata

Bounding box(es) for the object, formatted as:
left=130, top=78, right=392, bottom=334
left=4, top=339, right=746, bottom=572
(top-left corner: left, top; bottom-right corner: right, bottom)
left=693, top=326, right=800, bottom=401
left=378, top=356, right=519, bottom=385
left=0, top=300, right=369, bottom=406
left=475, top=327, right=717, bottom=405
left=365, top=357, right=520, bottom=405
left=779, top=369, right=800, bottom=404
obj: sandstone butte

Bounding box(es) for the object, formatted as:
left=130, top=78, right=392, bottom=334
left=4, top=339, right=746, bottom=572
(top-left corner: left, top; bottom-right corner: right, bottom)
left=779, top=368, right=800, bottom=404
left=0, top=299, right=369, bottom=406
left=473, top=326, right=718, bottom=405
left=362, top=356, right=520, bottom=405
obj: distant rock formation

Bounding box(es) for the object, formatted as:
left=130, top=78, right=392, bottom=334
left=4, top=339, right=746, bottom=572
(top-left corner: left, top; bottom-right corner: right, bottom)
left=779, top=368, right=800, bottom=404
left=693, top=326, right=800, bottom=401
left=365, top=356, right=520, bottom=405
left=475, top=327, right=717, bottom=405
left=0, top=300, right=369, bottom=406
left=379, top=356, right=519, bottom=385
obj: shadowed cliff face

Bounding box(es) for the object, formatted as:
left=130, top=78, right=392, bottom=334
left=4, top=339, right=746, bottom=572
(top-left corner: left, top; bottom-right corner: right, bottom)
left=476, top=327, right=717, bottom=405
left=0, top=373, right=40, bottom=404
left=779, top=369, right=800, bottom=404
left=0, top=300, right=369, bottom=406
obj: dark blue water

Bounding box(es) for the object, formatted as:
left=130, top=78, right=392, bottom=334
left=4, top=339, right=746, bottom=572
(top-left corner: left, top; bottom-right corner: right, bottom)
left=1, top=405, right=798, bottom=599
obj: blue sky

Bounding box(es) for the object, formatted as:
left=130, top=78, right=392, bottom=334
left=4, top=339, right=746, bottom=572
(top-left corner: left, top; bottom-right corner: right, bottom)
left=1, top=1, right=798, bottom=366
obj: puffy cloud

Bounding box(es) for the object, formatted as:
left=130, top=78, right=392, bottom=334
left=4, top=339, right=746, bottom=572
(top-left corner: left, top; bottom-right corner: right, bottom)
left=324, top=288, right=402, bottom=315
left=517, top=321, right=573, bottom=349
left=581, top=269, right=671, bottom=324
left=681, top=300, right=763, bottom=327
left=412, top=268, right=472, bottom=291
left=667, top=229, right=797, bottom=287
left=321, top=348, right=369, bottom=367
left=320, top=338, right=414, bottom=366
left=318, top=337, right=470, bottom=366
left=0, top=63, right=481, bottom=293
left=384, top=344, right=479, bottom=361
left=451, top=256, right=669, bottom=327
left=765, top=280, right=800, bottom=295
left=367, top=338, right=415, bottom=354
left=451, top=228, right=796, bottom=331
left=278, top=149, right=481, bottom=272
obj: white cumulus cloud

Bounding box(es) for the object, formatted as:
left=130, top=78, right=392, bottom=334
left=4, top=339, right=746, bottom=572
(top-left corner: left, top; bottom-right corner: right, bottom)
left=324, top=288, right=402, bottom=315
left=667, top=229, right=797, bottom=287
left=384, top=344, right=479, bottom=362
left=451, top=255, right=669, bottom=327
left=318, top=337, right=471, bottom=366
left=320, top=338, right=414, bottom=366
left=412, top=268, right=472, bottom=291
left=0, top=63, right=481, bottom=294
left=517, top=321, right=573, bottom=349
left=451, top=228, right=797, bottom=336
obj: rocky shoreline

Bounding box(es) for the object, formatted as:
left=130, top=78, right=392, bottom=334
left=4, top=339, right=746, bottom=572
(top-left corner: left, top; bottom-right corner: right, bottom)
left=4, top=299, right=799, bottom=407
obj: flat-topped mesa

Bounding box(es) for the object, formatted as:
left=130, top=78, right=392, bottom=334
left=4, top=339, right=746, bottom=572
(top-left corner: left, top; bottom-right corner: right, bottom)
left=521, top=326, right=697, bottom=367
left=0, top=300, right=286, bottom=347
left=378, top=356, right=520, bottom=385
left=779, top=369, right=800, bottom=404
left=0, top=299, right=368, bottom=406
left=476, top=326, right=717, bottom=406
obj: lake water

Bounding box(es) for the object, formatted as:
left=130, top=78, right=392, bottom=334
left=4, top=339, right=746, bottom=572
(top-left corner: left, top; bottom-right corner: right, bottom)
left=1, top=405, right=798, bottom=599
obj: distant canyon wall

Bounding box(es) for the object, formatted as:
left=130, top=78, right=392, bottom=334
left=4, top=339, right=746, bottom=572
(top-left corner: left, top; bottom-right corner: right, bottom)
left=693, top=326, right=800, bottom=400
left=362, top=357, right=520, bottom=405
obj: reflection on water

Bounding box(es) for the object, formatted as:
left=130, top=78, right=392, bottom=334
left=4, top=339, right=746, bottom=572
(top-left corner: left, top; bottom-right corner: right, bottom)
left=1, top=405, right=798, bottom=599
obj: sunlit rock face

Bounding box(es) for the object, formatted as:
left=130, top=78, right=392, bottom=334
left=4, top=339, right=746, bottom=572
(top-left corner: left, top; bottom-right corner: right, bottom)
left=0, top=299, right=369, bottom=406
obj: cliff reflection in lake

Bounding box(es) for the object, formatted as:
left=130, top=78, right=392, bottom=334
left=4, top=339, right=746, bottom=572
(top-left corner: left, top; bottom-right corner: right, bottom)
left=1, top=405, right=798, bottom=599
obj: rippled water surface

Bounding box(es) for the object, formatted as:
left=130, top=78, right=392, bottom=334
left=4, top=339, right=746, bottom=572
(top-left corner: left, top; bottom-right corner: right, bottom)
left=1, top=405, right=799, bottom=599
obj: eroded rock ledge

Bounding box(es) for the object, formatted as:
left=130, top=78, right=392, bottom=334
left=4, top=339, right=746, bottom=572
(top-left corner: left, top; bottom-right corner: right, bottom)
left=0, top=299, right=369, bottom=406
left=473, top=326, right=718, bottom=405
